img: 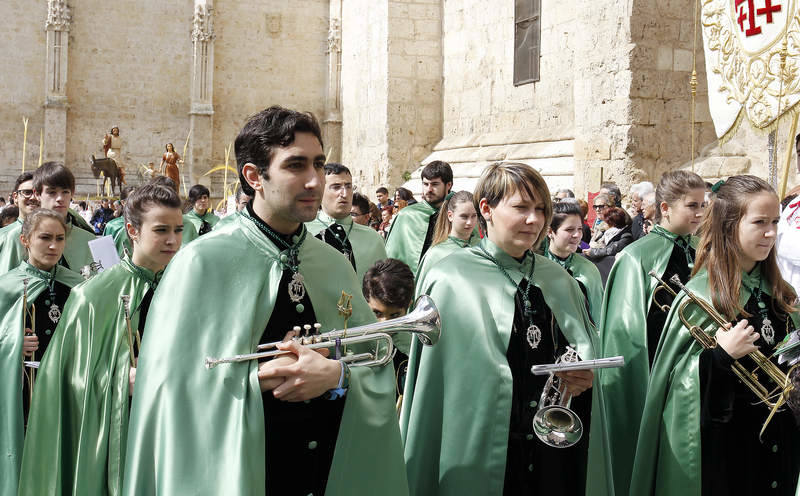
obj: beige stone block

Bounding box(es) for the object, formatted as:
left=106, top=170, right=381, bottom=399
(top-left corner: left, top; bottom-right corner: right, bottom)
left=575, top=138, right=612, bottom=160
left=673, top=49, right=693, bottom=72
left=414, top=19, right=441, bottom=38
left=407, top=3, right=439, bottom=20
left=656, top=46, right=673, bottom=71
left=388, top=2, right=409, bottom=18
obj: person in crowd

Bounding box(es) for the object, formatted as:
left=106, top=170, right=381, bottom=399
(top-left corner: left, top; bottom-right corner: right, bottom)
left=590, top=193, right=611, bottom=240
left=122, top=106, right=408, bottom=496
left=103, top=186, right=135, bottom=257
left=599, top=182, right=622, bottom=208
left=18, top=180, right=184, bottom=496
left=90, top=198, right=115, bottom=235
left=33, top=163, right=96, bottom=275
left=576, top=198, right=591, bottom=245
left=629, top=181, right=654, bottom=240
left=631, top=175, right=800, bottom=496
left=350, top=192, right=372, bottom=226
left=554, top=188, right=575, bottom=201
left=590, top=170, right=706, bottom=496
left=416, top=190, right=479, bottom=283
left=379, top=205, right=393, bottom=237
left=584, top=206, right=633, bottom=283
left=376, top=187, right=394, bottom=210
left=306, top=162, right=388, bottom=283
left=542, top=201, right=604, bottom=323
left=386, top=161, right=454, bottom=278
left=0, top=173, right=40, bottom=274
left=1, top=205, right=19, bottom=228
left=182, top=184, right=220, bottom=245
left=402, top=162, right=609, bottom=495
left=0, top=209, right=83, bottom=495
left=394, top=187, right=416, bottom=208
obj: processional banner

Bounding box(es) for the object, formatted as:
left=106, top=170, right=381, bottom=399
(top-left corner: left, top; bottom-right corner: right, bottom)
left=701, top=0, right=799, bottom=140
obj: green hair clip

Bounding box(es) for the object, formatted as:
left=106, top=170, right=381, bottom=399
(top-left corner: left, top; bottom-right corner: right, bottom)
left=711, top=179, right=725, bottom=193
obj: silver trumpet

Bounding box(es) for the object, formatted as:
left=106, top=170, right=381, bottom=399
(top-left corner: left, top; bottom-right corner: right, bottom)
left=204, top=295, right=441, bottom=369
left=531, top=349, right=625, bottom=448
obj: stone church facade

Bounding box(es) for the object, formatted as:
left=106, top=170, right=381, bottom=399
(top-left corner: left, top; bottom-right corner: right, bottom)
left=0, top=0, right=794, bottom=199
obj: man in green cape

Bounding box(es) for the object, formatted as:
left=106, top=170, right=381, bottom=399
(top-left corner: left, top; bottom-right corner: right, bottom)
left=0, top=262, right=83, bottom=496
left=305, top=163, right=387, bottom=284
left=181, top=184, right=220, bottom=245
left=588, top=229, right=697, bottom=496
left=30, top=163, right=96, bottom=275
left=123, top=106, right=408, bottom=496
left=0, top=172, right=38, bottom=275
left=102, top=186, right=134, bottom=257
left=630, top=269, right=800, bottom=496
left=18, top=257, right=161, bottom=495
left=385, top=161, right=453, bottom=277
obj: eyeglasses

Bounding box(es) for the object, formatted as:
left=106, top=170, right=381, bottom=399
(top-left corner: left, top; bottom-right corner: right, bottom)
left=592, top=204, right=608, bottom=210
left=15, top=189, right=35, bottom=199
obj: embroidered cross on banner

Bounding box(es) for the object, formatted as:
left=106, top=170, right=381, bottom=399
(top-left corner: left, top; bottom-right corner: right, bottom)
left=736, top=0, right=782, bottom=37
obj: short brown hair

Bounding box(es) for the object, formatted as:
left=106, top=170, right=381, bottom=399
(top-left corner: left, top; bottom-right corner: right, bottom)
left=33, top=162, right=75, bottom=193
left=474, top=162, right=552, bottom=249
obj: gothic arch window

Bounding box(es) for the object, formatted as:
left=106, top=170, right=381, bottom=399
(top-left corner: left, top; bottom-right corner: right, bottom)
left=514, top=0, right=541, bottom=86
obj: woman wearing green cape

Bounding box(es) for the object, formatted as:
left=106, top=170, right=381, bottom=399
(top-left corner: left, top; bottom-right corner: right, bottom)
left=0, top=209, right=83, bottom=496
left=18, top=179, right=184, bottom=496
left=590, top=170, right=707, bottom=495
left=401, top=162, right=611, bottom=495
left=541, top=200, right=603, bottom=324
left=182, top=184, right=219, bottom=245
left=631, top=175, right=800, bottom=495
left=416, top=190, right=479, bottom=282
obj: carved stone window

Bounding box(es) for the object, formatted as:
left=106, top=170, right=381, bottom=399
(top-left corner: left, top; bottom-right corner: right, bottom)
left=514, top=0, right=541, bottom=86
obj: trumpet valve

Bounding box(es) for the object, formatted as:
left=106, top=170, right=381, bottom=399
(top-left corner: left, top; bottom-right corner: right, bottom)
left=303, top=324, right=312, bottom=336
left=313, top=323, right=322, bottom=334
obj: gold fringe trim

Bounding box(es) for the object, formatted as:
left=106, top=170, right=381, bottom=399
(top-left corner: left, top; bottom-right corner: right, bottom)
left=718, top=101, right=800, bottom=145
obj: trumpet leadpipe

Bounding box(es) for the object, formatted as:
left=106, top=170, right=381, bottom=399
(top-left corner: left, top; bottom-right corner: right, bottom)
left=530, top=356, right=625, bottom=375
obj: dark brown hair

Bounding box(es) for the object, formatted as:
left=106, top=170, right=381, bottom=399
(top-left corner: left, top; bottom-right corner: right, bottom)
left=604, top=207, right=627, bottom=229
left=654, top=170, right=705, bottom=223
left=33, top=162, right=75, bottom=193
left=124, top=179, right=183, bottom=241
left=21, top=208, right=67, bottom=239
left=693, top=175, right=795, bottom=318
left=362, top=258, right=415, bottom=309
left=431, top=191, right=474, bottom=246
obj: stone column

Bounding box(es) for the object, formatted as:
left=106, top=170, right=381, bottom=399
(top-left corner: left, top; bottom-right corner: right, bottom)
left=323, top=0, right=343, bottom=163
left=187, top=0, right=215, bottom=189
left=43, top=0, right=71, bottom=163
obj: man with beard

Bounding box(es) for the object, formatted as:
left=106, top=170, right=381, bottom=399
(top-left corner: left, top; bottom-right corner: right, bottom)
left=123, top=106, right=408, bottom=496
left=306, top=163, right=387, bottom=283
left=385, top=161, right=457, bottom=277
left=0, top=172, right=40, bottom=274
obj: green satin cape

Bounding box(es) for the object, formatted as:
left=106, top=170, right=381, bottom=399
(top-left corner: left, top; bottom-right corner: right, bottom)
left=102, top=216, right=131, bottom=258
left=589, top=230, right=696, bottom=496
left=0, top=219, right=25, bottom=275
left=0, top=262, right=82, bottom=496
left=541, top=240, right=604, bottom=325
left=400, top=238, right=612, bottom=495
left=122, top=212, right=408, bottom=496
left=181, top=209, right=220, bottom=246
left=416, top=234, right=479, bottom=284
left=305, top=210, right=388, bottom=284
left=629, top=268, right=800, bottom=496
left=385, top=201, right=437, bottom=277
left=18, top=258, right=159, bottom=496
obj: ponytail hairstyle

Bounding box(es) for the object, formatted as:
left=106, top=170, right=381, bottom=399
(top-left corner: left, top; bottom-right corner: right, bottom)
left=654, top=170, right=706, bottom=223
left=124, top=178, right=183, bottom=242
left=693, top=175, right=795, bottom=319
left=431, top=190, right=474, bottom=246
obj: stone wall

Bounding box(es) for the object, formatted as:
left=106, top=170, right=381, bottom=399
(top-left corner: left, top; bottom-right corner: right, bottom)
left=341, top=0, right=443, bottom=198
left=0, top=1, right=48, bottom=192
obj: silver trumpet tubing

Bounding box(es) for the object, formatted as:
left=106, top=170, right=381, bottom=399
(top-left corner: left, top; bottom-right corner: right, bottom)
left=530, top=356, right=625, bottom=375
left=532, top=350, right=625, bottom=449
left=204, top=294, right=441, bottom=370
left=24, top=361, right=40, bottom=369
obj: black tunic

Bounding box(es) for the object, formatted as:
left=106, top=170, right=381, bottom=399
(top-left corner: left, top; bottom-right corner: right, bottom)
left=503, top=281, right=592, bottom=496
left=250, top=210, right=346, bottom=496
left=646, top=242, right=694, bottom=366
left=699, top=294, right=800, bottom=496
left=314, top=222, right=356, bottom=271
left=420, top=210, right=439, bottom=264
left=22, top=278, right=71, bottom=425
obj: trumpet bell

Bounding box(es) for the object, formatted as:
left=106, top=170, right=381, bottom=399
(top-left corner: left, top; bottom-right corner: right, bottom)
left=533, top=405, right=583, bottom=448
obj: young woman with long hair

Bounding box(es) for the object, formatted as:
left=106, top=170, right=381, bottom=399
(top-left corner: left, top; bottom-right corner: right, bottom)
left=415, top=190, right=478, bottom=282
left=631, top=175, right=800, bottom=496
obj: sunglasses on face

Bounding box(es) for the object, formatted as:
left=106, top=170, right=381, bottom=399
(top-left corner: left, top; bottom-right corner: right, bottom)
left=593, top=204, right=607, bottom=210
